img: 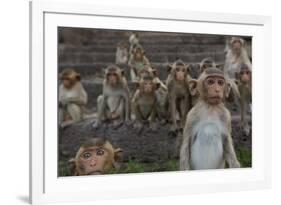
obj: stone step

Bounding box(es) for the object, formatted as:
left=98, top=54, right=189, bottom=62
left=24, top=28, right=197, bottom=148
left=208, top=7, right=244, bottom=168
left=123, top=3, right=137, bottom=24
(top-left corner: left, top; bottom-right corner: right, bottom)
left=59, top=44, right=225, bottom=53
left=59, top=51, right=225, bottom=64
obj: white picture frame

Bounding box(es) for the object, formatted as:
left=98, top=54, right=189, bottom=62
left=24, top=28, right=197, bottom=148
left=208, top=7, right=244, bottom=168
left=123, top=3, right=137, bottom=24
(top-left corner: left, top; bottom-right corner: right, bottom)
left=30, top=0, right=272, bottom=204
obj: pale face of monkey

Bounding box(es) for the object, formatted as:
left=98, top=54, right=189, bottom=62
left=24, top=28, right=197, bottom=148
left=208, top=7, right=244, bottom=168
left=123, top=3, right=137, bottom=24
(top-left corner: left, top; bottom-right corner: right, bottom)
left=232, top=41, right=242, bottom=54
left=107, top=73, right=118, bottom=85
left=62, top=78, right=75, bottom=89
left=143, top=80, right=154, bottom=93
left=204, top=76, right=225, bottom=105
left=240, top=70, right=251, bottom=83
left=78, top=147, right=111, bottom=175
left=175, top=67, right=186, bottom=81
left=134, top=49, right=143, bottom=60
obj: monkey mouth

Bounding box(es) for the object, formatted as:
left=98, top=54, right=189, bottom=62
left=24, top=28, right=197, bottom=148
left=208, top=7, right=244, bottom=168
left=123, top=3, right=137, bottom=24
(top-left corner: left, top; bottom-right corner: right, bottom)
left=88, top=171, right=102, bottom=175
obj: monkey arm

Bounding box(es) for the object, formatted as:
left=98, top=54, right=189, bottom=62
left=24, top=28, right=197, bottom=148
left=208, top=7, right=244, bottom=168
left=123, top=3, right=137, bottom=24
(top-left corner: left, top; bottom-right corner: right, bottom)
left=132, top=91, right=141, bottom=121
left=179, top=110, right=195, bottom=170
left=123, top=87, right=131, bottom=121
left=143, top=56, right=150, bottom=65
left=180, top=125, right=192, bottom=170
left=223, top=134, right=241, bottom=168
left=223, top=115, right=240, bottom=168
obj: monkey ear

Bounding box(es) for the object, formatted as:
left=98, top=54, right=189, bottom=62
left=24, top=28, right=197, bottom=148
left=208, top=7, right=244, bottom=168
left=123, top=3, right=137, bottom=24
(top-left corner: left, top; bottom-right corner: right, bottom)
left=152, top=68, right=158, bottom=77
left=120, top=69, right=125, bottom=76
left=189, top=79, right=198, bottom=96
left=114, top=148, right=123, bottom=163
left=68, top=158, right=77, bottom=175
left=167, top=64, right=173, bottom=73
left=76, top=73, right=81, bottom=81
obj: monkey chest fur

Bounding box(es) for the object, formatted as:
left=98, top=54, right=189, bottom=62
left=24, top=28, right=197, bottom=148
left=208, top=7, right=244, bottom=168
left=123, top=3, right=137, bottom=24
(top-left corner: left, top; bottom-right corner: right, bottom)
left=190, top=116, right=227, bottom=170
left=104, top=88, right=125, bottom=113
left=136, top=95, right=156, bottom=119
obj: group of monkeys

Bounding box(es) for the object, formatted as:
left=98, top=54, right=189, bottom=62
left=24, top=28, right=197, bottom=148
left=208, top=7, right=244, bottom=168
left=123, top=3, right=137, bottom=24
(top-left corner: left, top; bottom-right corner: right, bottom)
left=59, top=33, right=252, bottom=175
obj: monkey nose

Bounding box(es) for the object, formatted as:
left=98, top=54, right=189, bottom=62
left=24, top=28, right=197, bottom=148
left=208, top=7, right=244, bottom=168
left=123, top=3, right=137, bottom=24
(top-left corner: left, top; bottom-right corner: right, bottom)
left=90, top=158, right=97, bottom=167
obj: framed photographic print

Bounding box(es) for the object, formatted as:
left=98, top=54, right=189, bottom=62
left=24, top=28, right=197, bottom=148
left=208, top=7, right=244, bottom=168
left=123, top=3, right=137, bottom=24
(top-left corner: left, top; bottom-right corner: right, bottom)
left=30, top=0, right=272, bottom=204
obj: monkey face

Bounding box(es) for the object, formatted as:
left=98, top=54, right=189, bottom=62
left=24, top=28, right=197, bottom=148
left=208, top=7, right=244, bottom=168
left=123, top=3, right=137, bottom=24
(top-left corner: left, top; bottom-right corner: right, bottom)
left=78, top=147, right=111, bottom=175
left=240, top=70, right=251, bottom=83
left=204, top=76, right=225, bottom=105
left=175, top=67, right=186, bottom=81
left=107, top=72, right=119, bottom=85
left=62, top=78, right=73, bottom=89
left=142, top=80, right=154, bottom=93
left=134, top=49, right=143, bottom=60
left=232, top=41, right=242, bottom=53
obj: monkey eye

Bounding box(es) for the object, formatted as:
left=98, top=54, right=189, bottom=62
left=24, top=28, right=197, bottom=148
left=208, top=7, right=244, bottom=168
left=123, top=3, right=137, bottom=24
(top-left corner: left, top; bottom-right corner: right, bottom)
left=82, top=152, right=92, bottom=159
left=206, top=79, right=215, bottom=85
left=217, top=79, right=225, bottom=86
left=96, top=149, right=105, bottom=156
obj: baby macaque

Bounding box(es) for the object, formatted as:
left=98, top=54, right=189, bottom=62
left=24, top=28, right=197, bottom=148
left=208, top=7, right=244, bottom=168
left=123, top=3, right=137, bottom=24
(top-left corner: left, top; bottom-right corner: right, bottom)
left=180, top=67, right=240, bottom=170
left=224, top=37, right=252, bottom=79
left=93, top=65, right=130, bottom=128
left=115, top=42, right=128, bottom=65
left=58, top=69, right=88, bottom=128
left=132, top=76, right=159, bottom=131
left=236, top=63, right=252, bottom=136
left=199, top=57, right=216, bottom=74
left=128, top=45, right=150, bottom=82
left=69, top=137, right=123, bottom=175
left=166, top=60, right=193, bottom=133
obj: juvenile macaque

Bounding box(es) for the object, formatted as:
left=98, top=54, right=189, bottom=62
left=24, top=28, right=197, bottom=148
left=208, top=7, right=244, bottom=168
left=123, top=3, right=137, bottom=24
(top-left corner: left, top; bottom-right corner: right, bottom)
left=180, top=67, right=240, bottom=170
left=236, top=64, right=252, bottom=136
left=166, top=60, right=193, bottom=133
left=69, top=137, right=123, bottom=175
left=129, top=32, right=140, bottom=56
left=93, top=65, right=130, bottom=128
left=58, top=69, right=88, bottom=128
left=137, top=65, right=168, bottom=122
left=224, top=37, right=252, bottom=79
left=199, top=57, right=216, bottom=73
left=132, top=76, right=159, bottom=131
left=128, top=45, right=150, bottom=82
left=115, top=42, right=128, bottom=65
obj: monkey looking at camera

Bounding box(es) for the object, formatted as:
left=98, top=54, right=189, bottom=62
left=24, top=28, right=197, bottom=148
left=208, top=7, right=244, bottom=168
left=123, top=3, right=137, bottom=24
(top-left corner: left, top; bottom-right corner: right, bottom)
left=93, top=65, right=130, bottom=128
left=180, top=67, right=240, bottom=170
left=166, top=59, right=193, bottom=133
left=132, top=76, right=159, bottom=131
left=58, top=69, right=89, bottom=128
left=69, top=137, right=123, bottom=176
left=224, top=37, right=251, bottom=79
left=236, top=63, right=252, bottom=136
left=128, top=45, right=150, bottom=82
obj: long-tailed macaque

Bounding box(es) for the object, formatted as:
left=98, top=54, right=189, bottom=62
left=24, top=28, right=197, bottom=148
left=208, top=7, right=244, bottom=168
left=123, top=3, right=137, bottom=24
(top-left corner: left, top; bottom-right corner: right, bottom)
left=199, top=57, right=216, bottom=73
left=129, top=32, right=140, bottom=56
left=58, top=69, right=88, bottom=128
left=166, top=60, right=192, bottom=132
left=132, top=76, right=159, bottom=131
left=180, top=67, right=240, bottom=170
left=93, top=65, right=130, bottom=128
left=236, top=64, right=252, bottom=136
left=224, top=37, right=252, bottom=79
left=137, top=65, right=168, bottom=122
left=128, top=45, right=150, bottom=82
left=69, top=137, right=123, bottom=175
left=115, top=42, right=128, bottom=65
